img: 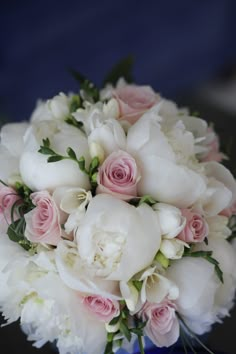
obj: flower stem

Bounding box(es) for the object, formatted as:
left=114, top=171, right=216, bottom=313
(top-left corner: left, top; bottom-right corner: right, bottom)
left=138, top=335, right=145, bottom=354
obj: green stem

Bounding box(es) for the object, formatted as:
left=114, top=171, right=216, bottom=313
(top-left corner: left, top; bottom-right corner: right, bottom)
left=137, top=335, right=145, bottom=354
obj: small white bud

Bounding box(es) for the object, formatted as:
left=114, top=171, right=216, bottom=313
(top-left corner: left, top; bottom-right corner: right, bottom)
left=89, top=142, right=105, bottom=163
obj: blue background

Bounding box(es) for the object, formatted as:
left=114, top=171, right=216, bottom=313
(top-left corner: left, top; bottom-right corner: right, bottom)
left=1, top=0, right=236, bottom=121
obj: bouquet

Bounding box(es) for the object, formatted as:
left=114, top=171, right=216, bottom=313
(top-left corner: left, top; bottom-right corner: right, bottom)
left=0, top=60, right=236, bottom=354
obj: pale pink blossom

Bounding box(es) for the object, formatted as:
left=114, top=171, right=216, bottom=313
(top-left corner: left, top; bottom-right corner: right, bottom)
left=24, top=191, right=61, bottom=245
left=220, top=200, right=236, bottom=218
left=114, top=85, right=159, bottom=124
left=82, top=295, right=120, bottom=322
left=139, top=299, right=179, bottom=347
left=97, top=150, right=140, bottom=200
left=177, top=209, right=209, bottom=243
left=201, top=127, right=225, bottom=163
left=0, top=185, right=21, bottom=232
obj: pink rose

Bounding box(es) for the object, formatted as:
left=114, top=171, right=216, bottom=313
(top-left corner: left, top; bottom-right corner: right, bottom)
left=82, top=295, right=120, bottom=322
left=177, top=209, right=208, bottom=243
left=200, top=127, right=225, bottom=163
left=0, top=185, right=22, bottom=232
left=97, top=150, right=140, bottom=200
left=139, top=300, right=179, bottom=347
left=24, top=191, right=61, bottom=245
left=114, top=85, right=159, bottom=124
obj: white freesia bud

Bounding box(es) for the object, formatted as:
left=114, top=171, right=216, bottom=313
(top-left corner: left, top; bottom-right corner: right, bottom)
left=105, top=321, right=120, bottom=333
left=103, top=98, right=119, bottom=119
left=120, top=281, right=139, bottom=312
left=160, top=239, right=187, bottom=260
left=47, top=93, right=70, bottom=120
left=207, top=215, right=231, bottom=239
left=89, top=141, right=105, bottom=163
left=153, top=203, right=186, bottom=238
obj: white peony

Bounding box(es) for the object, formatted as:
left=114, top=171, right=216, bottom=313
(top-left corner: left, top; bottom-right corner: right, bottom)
left=76, top=194, right=161, bottom=281
left=126, top=113, right=206, bottom=208
left=30, top=93, right=70, bottom=122
left=19, top=122, right=90, bottom=191
left=166, top=238, right=236, bottom=334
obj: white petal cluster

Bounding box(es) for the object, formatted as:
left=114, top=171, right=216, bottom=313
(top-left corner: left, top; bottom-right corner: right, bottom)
left=0, top=80, right=236, bottom=354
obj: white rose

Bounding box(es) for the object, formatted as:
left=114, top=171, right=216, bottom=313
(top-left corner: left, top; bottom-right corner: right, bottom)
left=153, top=203, right=185, bottom=238
left=76, top=194, right=161, bottom=281
left=19, top=122, right=90, bottom=191
left=126, top=113, right=206, bottom=208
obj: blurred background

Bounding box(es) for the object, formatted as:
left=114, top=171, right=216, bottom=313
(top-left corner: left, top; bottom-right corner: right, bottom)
left=1, top=0, right=236, bottom=353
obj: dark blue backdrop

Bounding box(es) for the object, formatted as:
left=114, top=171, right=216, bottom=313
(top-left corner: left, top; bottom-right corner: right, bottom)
left=1, top=0, right=236, bottom=122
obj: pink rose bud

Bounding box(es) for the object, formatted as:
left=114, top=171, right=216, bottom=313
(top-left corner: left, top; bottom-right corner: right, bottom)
left=82, top=295, right=120, bottom=322
left=177, top=209, right=209, bottom=243
left=138, top=300, right=179, bottom=348
left=0, top=185, right=21, bottom=232
left=24, top=191, right=62, bottom=246
left=114, top=85, right=159, bottom=124
left=97, top=150, right=141, bottom=200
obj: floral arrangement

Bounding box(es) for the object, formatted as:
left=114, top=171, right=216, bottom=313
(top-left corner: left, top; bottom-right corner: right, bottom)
left=0, top=60, right=236, bottom=354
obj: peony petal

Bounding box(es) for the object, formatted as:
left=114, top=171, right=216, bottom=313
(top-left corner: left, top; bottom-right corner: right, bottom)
left=137, top=155, right=206, bottom=208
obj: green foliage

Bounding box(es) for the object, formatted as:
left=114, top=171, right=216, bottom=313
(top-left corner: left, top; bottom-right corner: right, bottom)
left=69, top=69, right=100, bottom=102
left=105, top=304, right=146, bottom=354
left=103, top=56, right=134, bottom=86
left=38, top=139, right=100, bottom=191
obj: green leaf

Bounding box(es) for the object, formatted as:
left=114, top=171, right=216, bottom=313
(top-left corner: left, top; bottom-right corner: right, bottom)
left=7, top=219, right=23, bottom=243
left=103, top=56, right=134, bottom=86
left=120, top=321, right=131, bottom=342
left=91, top=172, right=98, bottom=184
left=67, top=147, right=77, bottom=160
left=132, top=280, right=143, bottom=292
left=78, top=156, right=86, bottom=171
left=42, top=138, right=50, bottom=148
left=65, top=115, right=84, bottom=130
left=154, top=251, right=169, bottom=268
left=47, top=155, right=64, bottom=163
left=104, top=341, right=114, bottom=354
left=109, top=315, right=120, bottom=326
left=130, top=328, right=143, bottom=336
left=69, top=69, right=99, bottom=102
left=38, top=146, right=56, bottom=155
left=139, top=195, right=157, bottom=206
left=70, top=95, right=81, bottom=112
left=89, top=156, right=99, bottom=174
